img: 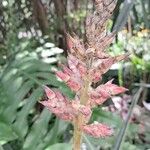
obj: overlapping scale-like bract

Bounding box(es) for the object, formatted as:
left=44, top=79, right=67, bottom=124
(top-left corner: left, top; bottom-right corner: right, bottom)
left=82, top=122, right=113, bottom=138
left=86, top=0, right=117, bottom=52
left=88, top=80, right=127, bottom=107
left=97, top=80, right=128, bottom=95
left=41, top=86, right=92, bottom=121
left=40, top=86, right=75, bottom=121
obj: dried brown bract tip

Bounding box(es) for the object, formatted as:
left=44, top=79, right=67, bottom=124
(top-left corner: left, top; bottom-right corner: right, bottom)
left=86, top=0, right=117, bottom=52
left=66, top=33, right=86, bottom=60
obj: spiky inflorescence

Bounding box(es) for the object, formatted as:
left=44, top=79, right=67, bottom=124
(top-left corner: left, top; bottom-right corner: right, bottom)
left=40, top=0, right=128, bottom=139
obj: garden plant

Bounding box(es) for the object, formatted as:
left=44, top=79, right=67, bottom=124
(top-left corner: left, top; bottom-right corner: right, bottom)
left=40, top=0, right=128, bottom=149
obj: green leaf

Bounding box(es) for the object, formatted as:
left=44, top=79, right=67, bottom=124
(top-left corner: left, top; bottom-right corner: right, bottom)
left=13, top=87, right=43, bottom=138
left=91, top=108, right=122, bottom=128
left=121, top=142, right=140, bottom=150
left=0, top=145, right=4, bottom=150
left=83, top=134, right=96, bottom=150
left=23, top=109, right=52, bottom=150
left=0, top=52, right=72, bottom=149
left=113, top=88, right=143, bottom=150
left=42, top=119, right=69, bottom=146
left=113, top=0, right=135, bottom=32
left=0, top=122, right=17, bottom=142
left=45, top=143, right=72, bottom=150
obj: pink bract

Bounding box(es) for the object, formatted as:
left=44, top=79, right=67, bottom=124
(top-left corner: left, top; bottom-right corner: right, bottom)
left=82, top=123, right=113, bottom=138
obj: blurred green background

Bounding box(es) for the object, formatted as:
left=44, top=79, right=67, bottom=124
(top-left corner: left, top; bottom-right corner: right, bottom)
left=0, top=0, right=150, bottom=150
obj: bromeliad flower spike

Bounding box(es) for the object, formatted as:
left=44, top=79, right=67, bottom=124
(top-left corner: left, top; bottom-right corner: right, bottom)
left=40, top=0, right=128, bottom=149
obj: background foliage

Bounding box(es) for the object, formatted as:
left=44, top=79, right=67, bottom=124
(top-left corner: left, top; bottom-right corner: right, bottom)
left=0, top=0, right=150, bottom=149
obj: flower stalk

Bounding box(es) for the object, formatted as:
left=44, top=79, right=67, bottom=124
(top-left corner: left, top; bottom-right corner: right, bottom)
left=73, top=77, right=90, bottom=150
left=73, top=115, right=82, bottom=150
